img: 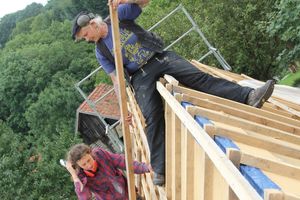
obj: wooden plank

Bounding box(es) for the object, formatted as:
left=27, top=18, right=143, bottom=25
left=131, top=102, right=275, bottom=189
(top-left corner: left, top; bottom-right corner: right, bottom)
left=272, top=96, right=300, bottom=112
left=213, top=122, right=300, bottom=160
left=136, top=148, right=142, bottom=194
left=262, top=103, right=297, bottom=118
left=269, top=98, right=300, bottom=118
left=171, top=84, right=300, bottom=127
left=182, top=94, right=300, bottom=135
left=164, top=84, right=172, bottom=199
left=194, top=137, right=206, bottom=200
left=206, top=125, right=240, bottom=200
left=264, top=189, right=284, bottom=200
left=171, top=94, right=182, bottom=199
left=187, top=107, right=207, bottom=200
left=108, top=3, right=136, bottom=199
left=191, top=60, right=237, bottom=83
left=203, top=153, right=214, bottom=200
left=181, top=125, right=195, bottom=200
left=164, top=74, right=179, bottom=86
left=141, top=174, right=151, bottom=200
left=226, top=148, right=240, bottom=200
left=191, top=106, right=300, bottom=145
left=284, top=193, right=300, bottom=200
left=156, top=81, right=262, bottom=200
left=127, top=88, right=150, bottom=161
left=181, top=125, right=188, bottom=200
left=240, top=153, right=300, bottom=180
left=131, top=128, right=157, bottom=199
left=157, top=186, right=167, bottom=200
left=145, top=173, right=158, bottom=200
left=241, top=73, right=255, bottom=80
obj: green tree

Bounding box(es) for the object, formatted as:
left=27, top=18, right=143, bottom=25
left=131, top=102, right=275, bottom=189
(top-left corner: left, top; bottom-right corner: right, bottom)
left=0, top=3, right=43, bottom=48
left=267, top=0, right=300, bottom=79
left=0, top=120, right=81, bottom=199
left=139, top=0, right=282, bottom=80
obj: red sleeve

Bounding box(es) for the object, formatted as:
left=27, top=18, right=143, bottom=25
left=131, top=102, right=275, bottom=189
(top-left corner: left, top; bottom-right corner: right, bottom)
left=74, top=179, right=92, bottom=200
left=93, top=148, right=150, bottom=174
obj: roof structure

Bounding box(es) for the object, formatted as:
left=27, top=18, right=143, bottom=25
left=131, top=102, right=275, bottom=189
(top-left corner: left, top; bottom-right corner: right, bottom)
left=77, top=83, right=120, bottom=120
left=126, top=61, right=300, bottom=200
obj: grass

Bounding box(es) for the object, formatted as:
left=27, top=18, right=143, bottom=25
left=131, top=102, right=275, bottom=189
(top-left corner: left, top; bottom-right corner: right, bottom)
left=279, top=70, right=300, bottom=87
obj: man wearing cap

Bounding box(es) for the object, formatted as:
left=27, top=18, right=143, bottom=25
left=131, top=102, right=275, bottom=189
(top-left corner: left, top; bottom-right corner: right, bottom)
left=72, top=0, right=275, bottom=186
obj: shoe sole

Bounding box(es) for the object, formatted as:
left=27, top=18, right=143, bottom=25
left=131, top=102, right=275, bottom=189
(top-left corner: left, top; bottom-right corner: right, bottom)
left=253, top=80, right=275, bottom=108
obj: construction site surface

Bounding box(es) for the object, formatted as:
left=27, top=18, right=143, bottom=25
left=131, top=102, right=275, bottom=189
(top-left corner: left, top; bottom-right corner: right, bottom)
left=127, top=60, right=300, bottom=200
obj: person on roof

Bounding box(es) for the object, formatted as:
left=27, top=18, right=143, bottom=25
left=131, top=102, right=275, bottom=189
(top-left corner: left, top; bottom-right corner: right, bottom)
left=71, top=0, right=275, bottom=186
left=65, top=143, right=149, bottom=200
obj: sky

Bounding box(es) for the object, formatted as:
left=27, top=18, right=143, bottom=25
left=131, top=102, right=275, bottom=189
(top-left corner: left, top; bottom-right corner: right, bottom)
left=0, top=0, right=48, bottom=18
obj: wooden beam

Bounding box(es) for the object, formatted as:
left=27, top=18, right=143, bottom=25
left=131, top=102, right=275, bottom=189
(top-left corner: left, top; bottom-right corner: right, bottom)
left=213, top=122, right=300, bottom=160
left=269, top=98, right=300, bottom=118
left=194, top=136, right=206, bottom=200
left=164, top=74, right=179, bottom=86
left=264, top=189, right=284, bottom=200
left=284, top=193, right=300, bottom=200
left=180, top=125, right=188, bottom=200
left=206, top=125, right=240, bottom=200
left=272, top=96, right=300, bottom=112
left=171, top=94, right=182, bottom=199
left=191, top=60, right=238, bottom=83
left=164, top=84, right=173, bottom=199
left=181, top=124, right=195, bottom=200
left=141, top=174, right=151, bottom=200
left=191, top=106, right=300, bottom=145
left=241, top=153, right=300, bottom=180
left=157, top=186, right=167, bottom=200
left=109, top=3, right=136, bottom=199
left=182, top=94, right=300, bottom=135
left=156, top=81, right=262, bottom=200
left=145, top=173, right=158, bottom=200
left=262, top=103, right=297, bottom=118
left=127, top=88, right=150, bottom=161
left=171, top=84, right=300, bottom=127
left=226, top=148, right=240, bottom=200
left=136, top=148, right=142, bottom=194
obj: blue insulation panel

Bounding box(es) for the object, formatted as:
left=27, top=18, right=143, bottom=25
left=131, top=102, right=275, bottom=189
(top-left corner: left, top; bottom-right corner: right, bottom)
left=181, top=101, right=193, bottom=108
left=188, top=103, right=281, bottom=197
left=214, top=135, right=240, bottom=153
left=240, top=165, right=281, bottom=197
left=194, top=115, right=212, bottom=128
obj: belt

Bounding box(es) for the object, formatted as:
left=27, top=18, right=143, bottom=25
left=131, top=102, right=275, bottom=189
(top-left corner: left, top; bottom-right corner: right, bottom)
left=131, top=52, right=160, bottom=77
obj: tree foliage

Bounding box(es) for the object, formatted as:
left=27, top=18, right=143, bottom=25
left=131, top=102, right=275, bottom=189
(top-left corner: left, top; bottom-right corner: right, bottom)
left=267, top=0, right=300, bottom=77
left=0, top=3, right=44, bottom=48
left=0, top=120, right=81, bottom=199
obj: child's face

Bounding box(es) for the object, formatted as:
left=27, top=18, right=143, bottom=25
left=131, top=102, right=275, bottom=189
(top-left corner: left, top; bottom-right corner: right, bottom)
left=76, top=153, right=95, bottom=171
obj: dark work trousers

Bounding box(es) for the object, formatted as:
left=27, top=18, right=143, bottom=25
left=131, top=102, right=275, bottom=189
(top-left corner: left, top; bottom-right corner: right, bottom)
left=131, top=51, right=252, bottom=175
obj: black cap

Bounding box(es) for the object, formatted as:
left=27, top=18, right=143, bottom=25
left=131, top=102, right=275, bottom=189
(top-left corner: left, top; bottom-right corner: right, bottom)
left=72, top=11, right=96, bottom=40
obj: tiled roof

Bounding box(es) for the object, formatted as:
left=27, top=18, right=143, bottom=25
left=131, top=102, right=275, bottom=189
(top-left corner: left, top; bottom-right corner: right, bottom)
left=78, top=83, right=120, bottom=119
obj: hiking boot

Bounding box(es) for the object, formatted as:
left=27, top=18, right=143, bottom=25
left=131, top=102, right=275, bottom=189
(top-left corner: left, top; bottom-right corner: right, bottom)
left=247, top=80, right=275, bottom=108
left=153, top=172, right=165, bottom=186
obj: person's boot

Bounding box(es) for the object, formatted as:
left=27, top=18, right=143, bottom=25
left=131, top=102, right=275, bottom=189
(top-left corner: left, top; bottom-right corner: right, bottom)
left=153, top=172, right=165, bottom=186
left=247, top=80, right=275, bottom=108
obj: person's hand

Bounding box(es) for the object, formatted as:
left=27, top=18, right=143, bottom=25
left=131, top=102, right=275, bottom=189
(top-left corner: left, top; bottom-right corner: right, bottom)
left=66, top=160, right=77, bottom=175
left=125, top=112, right=133, bottom=126
left=148, top=164, right=153, bottom=172
left=108, top=0, right=126, bottom=9
left=66, top=160, right=84, bottom=191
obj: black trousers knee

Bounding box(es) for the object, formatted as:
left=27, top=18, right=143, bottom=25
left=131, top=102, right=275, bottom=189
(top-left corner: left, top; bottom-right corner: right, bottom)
left=131, top=51, right=252, bottom=174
